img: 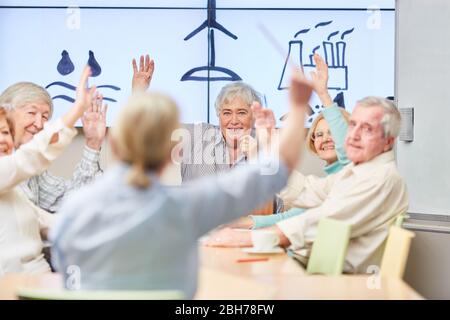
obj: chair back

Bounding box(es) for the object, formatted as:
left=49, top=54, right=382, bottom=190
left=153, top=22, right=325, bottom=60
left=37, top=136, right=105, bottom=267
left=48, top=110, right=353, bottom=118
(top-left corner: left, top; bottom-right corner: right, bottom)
left=17, top=288, right=184, bottom=300
left=380, top=224, right=415, bottom=278
left=306, top=218, right=351, bottom=275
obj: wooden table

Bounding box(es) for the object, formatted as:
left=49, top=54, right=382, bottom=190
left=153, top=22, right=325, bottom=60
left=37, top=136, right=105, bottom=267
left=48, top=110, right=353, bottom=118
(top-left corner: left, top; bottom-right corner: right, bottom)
left=195, top=246, right=424, bottom=300
left=0, top=245, right=423, bottom=300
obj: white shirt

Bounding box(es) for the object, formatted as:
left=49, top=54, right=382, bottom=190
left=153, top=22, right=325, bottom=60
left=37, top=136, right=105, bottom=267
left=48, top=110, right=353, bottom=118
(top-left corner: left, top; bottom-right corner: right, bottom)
left=0, top=119, right=76, bottom=275
left=277, top=150, right=409, bottom=273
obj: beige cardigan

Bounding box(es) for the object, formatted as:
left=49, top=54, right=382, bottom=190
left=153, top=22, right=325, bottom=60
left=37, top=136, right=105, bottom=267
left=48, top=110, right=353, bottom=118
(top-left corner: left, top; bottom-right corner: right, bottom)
left=0, top=119, right=76, bottom=275
left=277, top=151, right=409, bottom=273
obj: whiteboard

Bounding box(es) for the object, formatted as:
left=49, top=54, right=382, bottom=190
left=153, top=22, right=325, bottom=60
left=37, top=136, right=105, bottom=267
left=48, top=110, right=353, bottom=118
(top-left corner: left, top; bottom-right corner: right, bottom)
left=0, top=0, right=395, bottom=126
left=396, top=0, right=450, bottom=215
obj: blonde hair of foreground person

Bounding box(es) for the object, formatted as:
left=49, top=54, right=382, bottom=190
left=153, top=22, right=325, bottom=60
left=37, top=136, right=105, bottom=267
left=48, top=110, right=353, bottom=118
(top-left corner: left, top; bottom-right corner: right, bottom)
left=110, top=92, right=180, bottom=189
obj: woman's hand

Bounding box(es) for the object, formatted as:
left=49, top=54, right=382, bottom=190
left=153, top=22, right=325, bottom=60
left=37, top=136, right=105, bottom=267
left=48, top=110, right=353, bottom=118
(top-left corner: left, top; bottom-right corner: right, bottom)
left=62, top=66, right=97, bottom=128
left=310, top=54, right=333, bottom=107
left=75, top=66, right=96, bottom=114
left=132, top=54, right=155, bottom=93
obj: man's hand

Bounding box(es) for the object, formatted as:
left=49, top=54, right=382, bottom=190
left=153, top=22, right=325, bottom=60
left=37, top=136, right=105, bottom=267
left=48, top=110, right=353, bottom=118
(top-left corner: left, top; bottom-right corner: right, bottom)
left=132, top=54, right=155, bottom=93
left=82, top=92, right=108, bottom=150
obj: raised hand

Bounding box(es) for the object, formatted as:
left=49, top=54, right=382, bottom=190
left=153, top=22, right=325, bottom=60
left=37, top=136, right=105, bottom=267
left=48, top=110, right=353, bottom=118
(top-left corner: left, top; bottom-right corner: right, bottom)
left=251, top=101, right=277, bottom=155
left=132, top=54, right=155, bottom=93
left=62, top=66, right=96, bottom=128
left=310, top=54, right=333, bottom=106
left=75, top=66, right=96, bottom=113
left=239, top=134, right=258, bottom=161
left=82, top=92, right=108, bottom=150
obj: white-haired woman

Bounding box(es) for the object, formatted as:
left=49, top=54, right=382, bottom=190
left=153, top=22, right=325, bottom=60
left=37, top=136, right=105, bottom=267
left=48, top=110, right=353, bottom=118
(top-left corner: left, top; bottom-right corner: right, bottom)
left=50, top=70, right=313, bottom=298
left=0, top=78, right=107, bottom=213
left=0, top=67, right=98, bottom=275
left=131, top=55, right=262, bottom=181
left=131, top=55, right=276, bottom=214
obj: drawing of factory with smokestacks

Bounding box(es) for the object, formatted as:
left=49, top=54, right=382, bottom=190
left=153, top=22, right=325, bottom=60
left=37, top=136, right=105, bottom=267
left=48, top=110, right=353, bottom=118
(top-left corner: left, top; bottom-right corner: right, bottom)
left=278, top=21, right=354, bottom=91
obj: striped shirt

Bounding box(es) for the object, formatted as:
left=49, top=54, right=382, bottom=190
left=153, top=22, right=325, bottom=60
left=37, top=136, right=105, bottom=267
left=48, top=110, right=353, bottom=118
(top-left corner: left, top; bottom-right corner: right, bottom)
left=180, top=123, right=248, bottom=182
left=20, top=145, right=103, bottom=213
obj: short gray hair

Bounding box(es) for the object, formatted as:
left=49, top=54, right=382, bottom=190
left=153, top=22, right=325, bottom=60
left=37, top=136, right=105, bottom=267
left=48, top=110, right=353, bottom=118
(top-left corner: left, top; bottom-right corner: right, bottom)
left=214, top=82, right=262, bottom=116
left=356, top=96, right=401, bottom=138
left=0, top=82, right=53, bottom=117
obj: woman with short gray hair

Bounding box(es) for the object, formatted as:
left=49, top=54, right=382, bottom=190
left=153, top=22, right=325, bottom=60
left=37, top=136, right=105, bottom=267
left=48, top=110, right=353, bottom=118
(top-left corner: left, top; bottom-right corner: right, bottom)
left=180, top=81, right=263, bottom=182
left=131, top=55, right=264, bottom=182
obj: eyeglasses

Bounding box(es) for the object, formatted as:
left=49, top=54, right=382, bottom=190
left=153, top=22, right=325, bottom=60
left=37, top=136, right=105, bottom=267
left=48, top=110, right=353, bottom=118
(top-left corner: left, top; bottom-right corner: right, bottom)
left=312, top=130, right=332, bottom=141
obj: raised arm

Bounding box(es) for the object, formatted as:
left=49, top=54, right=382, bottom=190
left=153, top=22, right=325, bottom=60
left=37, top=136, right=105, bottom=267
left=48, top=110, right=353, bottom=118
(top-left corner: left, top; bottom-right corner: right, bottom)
left=132, top=54, right=155, bottom=93
left=310, top=54, right=333, bottom=107
left=311, top=54, right=349, bottom=165
left=0, top=66, right=95, bottom=193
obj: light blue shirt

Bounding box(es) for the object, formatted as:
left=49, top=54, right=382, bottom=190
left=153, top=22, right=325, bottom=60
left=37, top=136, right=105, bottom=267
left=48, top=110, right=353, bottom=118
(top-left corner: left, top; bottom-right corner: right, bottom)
left=50, top=156, right=288, bottom=298
left=252, top=104, right=350, bottom=229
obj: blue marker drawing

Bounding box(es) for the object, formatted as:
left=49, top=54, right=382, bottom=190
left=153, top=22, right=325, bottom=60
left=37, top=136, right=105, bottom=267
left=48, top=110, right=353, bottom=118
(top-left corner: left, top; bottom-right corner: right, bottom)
left=277, top=40, right=303, bottom=91
left=277, top=21, right=354, bottom=127
left=46, top=81, right=76, bottom=91
left=57, top=50, right=75, bottom=75
left=315, top=20, right=333, bottom=28
left=87, top=50, right=101, bottom=77
left=181, top=0, right=241, bottom=82
left=278, top=21, right=354, bottom=91
left=294, top=28, right=310, bottom=38
left=46, top=51, right=121, bottom=105
left=333, top=92, right=345, bottom=108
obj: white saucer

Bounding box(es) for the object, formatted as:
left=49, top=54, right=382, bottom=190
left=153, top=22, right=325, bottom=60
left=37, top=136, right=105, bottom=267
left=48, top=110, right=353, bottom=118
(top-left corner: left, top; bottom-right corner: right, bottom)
left=242, top=247, right=284, bottom=254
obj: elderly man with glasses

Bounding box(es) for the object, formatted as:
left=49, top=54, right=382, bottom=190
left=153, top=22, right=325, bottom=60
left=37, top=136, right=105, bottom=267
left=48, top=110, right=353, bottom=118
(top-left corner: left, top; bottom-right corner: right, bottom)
left=207, top=96, right=409, bottom=274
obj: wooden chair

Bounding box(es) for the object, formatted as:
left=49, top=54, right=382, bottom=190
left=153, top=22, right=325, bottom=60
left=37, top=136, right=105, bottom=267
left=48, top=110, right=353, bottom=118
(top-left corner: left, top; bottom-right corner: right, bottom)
left=380, top=215, right=415, bottom=279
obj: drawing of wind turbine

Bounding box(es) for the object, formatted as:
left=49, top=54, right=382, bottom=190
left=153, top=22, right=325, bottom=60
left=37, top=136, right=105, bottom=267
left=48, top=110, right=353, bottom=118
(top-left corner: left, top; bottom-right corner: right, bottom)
left=181, top=0, right=241, bottom=82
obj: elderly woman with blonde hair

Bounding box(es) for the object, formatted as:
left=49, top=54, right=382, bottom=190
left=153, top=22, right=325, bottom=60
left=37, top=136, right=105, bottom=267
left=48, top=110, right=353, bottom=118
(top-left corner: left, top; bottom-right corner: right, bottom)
left=50, top=70, right=314, bottom=298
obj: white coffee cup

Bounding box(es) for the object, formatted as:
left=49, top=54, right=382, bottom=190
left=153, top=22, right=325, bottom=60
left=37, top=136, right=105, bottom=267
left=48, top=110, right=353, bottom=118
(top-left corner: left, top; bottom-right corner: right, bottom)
left=251, top=230, right=280, bottom=251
